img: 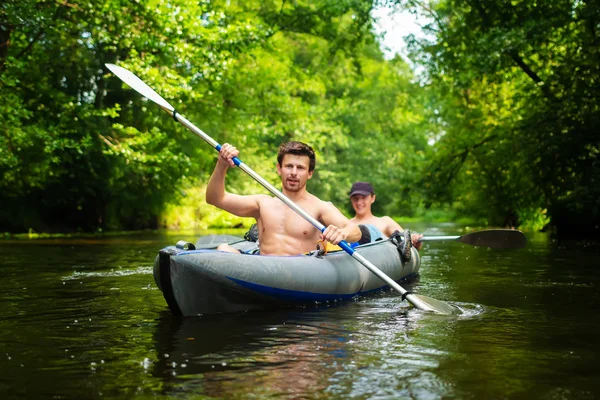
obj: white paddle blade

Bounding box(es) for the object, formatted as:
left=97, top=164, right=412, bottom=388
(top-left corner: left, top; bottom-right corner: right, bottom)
left=105, top=63, right=174, bottom=112
left=409, top=293, right=457, bottom=315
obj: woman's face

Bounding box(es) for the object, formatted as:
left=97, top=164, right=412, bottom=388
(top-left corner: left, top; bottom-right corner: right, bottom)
left=350, top=194, right=375, bottom=216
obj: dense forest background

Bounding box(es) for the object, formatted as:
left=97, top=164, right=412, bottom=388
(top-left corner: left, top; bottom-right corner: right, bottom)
left=1, top=0, right=598, bottom=236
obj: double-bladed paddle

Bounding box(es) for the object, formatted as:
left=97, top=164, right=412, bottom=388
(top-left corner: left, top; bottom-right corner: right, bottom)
left=419, top=229, right=527, bottom=249
left=105, top=63, right=455, bottom=315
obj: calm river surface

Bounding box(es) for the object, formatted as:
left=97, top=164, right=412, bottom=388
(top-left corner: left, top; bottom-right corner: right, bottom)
left=1, top=224, right=599, bottom=399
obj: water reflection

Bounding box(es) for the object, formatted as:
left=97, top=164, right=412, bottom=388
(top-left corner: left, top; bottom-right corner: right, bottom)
left=1, top=229, right=599, bottom=399
left=149, top=289, right=463, bottom=399
left=321, top=298, right=459, bottom=399
left=151, top=308, right=356, bottom=398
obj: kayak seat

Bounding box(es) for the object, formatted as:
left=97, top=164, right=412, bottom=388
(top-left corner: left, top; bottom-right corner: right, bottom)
left=244, top=224, right=259, bottom=242
left=389, top=230, right=412, bottom=263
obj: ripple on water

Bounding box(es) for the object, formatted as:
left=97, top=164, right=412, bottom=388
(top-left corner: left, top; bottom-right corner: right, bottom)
left=61, top=266, right=154, bottom=280
left=450, top=302, right=486, bottom=318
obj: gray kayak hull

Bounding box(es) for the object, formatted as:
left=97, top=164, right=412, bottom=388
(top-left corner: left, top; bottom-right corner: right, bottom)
left=153, top=237, right=420, bottom=316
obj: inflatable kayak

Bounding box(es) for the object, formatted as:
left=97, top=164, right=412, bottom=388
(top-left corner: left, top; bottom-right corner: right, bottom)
left=153, top=235, right=420, bottom=316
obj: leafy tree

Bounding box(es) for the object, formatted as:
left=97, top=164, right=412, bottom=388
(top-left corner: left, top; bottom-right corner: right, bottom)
left=399, top=0, right=600, bottom=234
left=1, top=0, right=433, bottom=232
left=0, top=0, right=261, bottom=231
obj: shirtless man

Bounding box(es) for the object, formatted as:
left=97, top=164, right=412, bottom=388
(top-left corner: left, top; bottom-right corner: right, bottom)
left=206, top=141, right=362, bottom=256
left=348, top=181, right=422, bottom=249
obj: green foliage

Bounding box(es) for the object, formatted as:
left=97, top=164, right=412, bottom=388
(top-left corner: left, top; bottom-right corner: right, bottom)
left=158, top=0, right=432, bottom=228
left=3, top=0, right=428, bottom=232
left=401, top=0, right=600, bottom=235
left=13, top=0, right=590, bottom=235
left=160, top=184, right=253, bottom=230
left=0, top=0, right=202, bottom=231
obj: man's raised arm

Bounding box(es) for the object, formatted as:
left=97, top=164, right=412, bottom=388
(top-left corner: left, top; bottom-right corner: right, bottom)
left=206, top=143, right=261, bottom=218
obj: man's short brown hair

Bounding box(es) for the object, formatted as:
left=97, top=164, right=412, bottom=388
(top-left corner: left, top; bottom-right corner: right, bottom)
left=277, top=141, right=316, bottom=172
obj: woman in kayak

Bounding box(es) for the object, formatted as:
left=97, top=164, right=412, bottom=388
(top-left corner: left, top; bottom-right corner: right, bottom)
left=348, top=181, right=422, bottom=249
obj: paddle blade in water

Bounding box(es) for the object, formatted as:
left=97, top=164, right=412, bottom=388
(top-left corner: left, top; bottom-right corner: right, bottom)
left=408, top=293, right=457, bottom=315
left=459, top=229, right=527, bottom=249
left=105, top=64, right=174, bottom=112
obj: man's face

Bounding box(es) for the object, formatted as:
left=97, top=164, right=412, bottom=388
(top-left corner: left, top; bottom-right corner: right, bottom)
left=276, top=154, right=313, bottom=192
left=350, top=194, right=375, bottom=216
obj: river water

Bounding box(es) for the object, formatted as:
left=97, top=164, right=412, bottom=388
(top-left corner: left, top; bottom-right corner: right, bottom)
left=1, top=225, right=598, bottom=399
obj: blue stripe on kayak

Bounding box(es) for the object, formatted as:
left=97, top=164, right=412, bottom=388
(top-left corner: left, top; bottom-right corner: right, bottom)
left=175, top=249, right=305, bottom=257
left=226, top=275, right=419, bottom=303
left=227, top=277, right=361, bottom=302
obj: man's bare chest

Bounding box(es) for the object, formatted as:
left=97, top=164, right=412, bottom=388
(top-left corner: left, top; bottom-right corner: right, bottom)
left=259, top=200, right=320, bottom=237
